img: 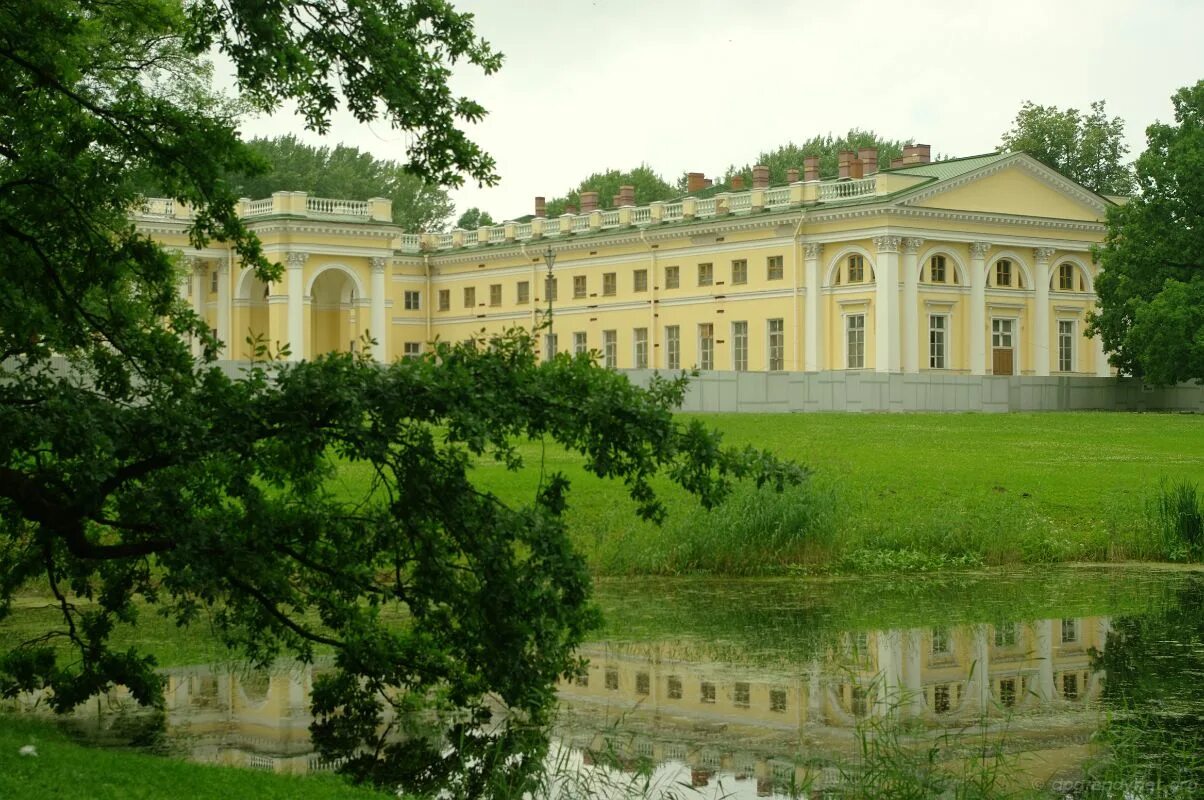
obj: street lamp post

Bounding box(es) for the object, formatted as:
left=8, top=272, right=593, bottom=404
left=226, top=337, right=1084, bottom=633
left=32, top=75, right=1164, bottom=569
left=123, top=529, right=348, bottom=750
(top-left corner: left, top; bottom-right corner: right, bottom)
left=543, top=246, right=556, bottom=358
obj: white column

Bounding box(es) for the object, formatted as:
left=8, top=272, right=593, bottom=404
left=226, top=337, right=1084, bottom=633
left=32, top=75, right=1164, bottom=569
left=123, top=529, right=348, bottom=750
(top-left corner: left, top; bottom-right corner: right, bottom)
left=1096, top=331, right=1111, bottom=376
left=969, top=242, right=990, bottom=375
left=1034, top=619, right=1055, bottom=703
left=902, top=238, right=923, bottom=373
left=803, top=243, right=824, bottom=371
left=902, top=629, right=924, bottom=719
left=873, top=236, right=901, bottom=373
left=968, top=624, right=991, bottom=712
left=1033, top=247, right=1055, bottom=377
left=806, top=662, right=823, bottom=724
left=189, top=257, right=205, bottom=358
left=286, top=251, right=308, bottom=361
left=216, top=259, right=231, bottom=359
left=371, top=257, right=388, bottom=363
left=874, top=629, right=903, bottom=717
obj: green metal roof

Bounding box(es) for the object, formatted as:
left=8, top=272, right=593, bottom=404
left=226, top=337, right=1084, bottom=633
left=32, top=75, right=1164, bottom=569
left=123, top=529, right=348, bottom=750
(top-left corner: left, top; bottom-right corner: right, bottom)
left=884, top=152, right=1013, bottom=181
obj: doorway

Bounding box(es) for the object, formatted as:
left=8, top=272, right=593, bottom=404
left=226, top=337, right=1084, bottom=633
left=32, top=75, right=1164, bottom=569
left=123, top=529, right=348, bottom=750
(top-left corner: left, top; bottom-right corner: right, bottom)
left=991, top=318, right=1016, bottom=375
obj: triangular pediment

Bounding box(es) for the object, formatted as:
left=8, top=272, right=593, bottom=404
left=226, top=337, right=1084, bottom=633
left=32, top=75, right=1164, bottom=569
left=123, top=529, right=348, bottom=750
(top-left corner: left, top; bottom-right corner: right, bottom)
left=897, top=155, right=1111, bottom=222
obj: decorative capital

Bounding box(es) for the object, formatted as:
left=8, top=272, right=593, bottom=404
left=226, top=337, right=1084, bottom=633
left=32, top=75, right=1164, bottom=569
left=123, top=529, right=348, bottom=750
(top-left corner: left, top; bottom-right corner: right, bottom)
left=803, top=242, right=824, bottom=259
left=181, top=254, right=201, bottom=271
left=1033, top=247, right=1057, bottom=263
left=370, top=256, right=387, bottom=273
left=873, top=235, right=902, bottom=254
left=969, top=242, right=992, bottom=258
left=902, top=237, right=924, bottom=254
left=285, top=251, right=309, bottom=268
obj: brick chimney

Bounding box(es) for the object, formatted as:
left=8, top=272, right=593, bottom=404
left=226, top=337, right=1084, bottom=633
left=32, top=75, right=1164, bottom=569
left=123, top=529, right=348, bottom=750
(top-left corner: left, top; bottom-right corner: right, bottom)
left=687, top=172, right=706, bottom=193
left=703, top=178, right=713, bottom=189
left=565, top=204, right=577, bottom=215
left=752, top=165, right=770, bottom=189
left=901, top=144, right=932, bottom=165
left=534, top=196, right=546, bottom=218
left=579, top=191, right=598, bottom=213
left=787, top=168, right=800, bottom=183
left=619, top=184, right=635, bottom=206
left=612, top=194, right=622, bottom=208
left=838, top=150, right=854, bottom=179
left=858, top=148, right=879, bottom=175
left=803, top=156, right=820, bottom=182
left=890, top=157, right=905, bottom=169
left=850, top=158, right=864, bottom=179
left=730, top=175, right=745, bottom=191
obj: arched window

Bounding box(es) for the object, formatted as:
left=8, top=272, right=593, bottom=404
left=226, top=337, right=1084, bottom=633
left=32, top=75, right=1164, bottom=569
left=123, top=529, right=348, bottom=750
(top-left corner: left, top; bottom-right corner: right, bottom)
left=848, top=254, right=865, bottom=283
left=1056, top=262, right=1083, bottom=291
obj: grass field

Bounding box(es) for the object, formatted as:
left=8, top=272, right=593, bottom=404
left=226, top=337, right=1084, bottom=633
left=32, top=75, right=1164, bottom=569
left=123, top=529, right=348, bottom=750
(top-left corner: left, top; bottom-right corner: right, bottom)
left=433, top=411, right=1204, bottom=574
left=0, top=716, right=383, bottom=799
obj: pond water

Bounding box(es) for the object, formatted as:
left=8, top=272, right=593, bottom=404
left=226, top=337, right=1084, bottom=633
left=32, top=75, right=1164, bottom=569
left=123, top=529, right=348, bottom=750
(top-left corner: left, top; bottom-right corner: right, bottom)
left=10, top=566, right=1204, bottom=798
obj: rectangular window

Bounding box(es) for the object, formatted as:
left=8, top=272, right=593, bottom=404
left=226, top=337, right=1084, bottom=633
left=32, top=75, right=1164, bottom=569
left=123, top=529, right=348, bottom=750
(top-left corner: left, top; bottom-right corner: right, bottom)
left=697, top=262, right=713, bottom=287
left=404, top=290, right=421, bottom=310
left=544, top=276, right=557, bottom=302
left=1062, top=673, right=1079, bottom=700
left=633, top=269, right=648, bottom=292
left=733, top=682, right=750, bottom=708
left=934, top=684, right=951, bottom=714
left=437, top=289, right=450, bottom=311
left=698, top=323, right=714, bottom=370
left=605, top=668, right=619, bottom=690
left=602, top=330, right=617, bottom=369
left=731, top=321, right=748, bottom=371
left=633, top=327, right=648, bottom=369
left=929, top=315, right=947, bottom=369
left=992, top=318, right=1015, bottom=349
left=463, top=286, right=476, bottom=308
left=931, top=628, right=950, bottom=655
left=210, top=267, right=218, bottom=294
left=1059, top=263, right=1075, bottom=291
left=929, top=255, right=946, bottom=283
left=767, top=255, right=784, bottom=281
left=544, top=333, right=557, bottom=362
left=700, top=681, right=716, bottom=704
left=667, top=675, right=683, bottom=700
left=769, top=688, right=787, bottom=713
left=731, top=259, right=747, bottom=285
left=665, top=325, right=680, bottom=370
left=402, top=342, right=422, bottom=360
left=1061, top=618, right=1079, bottom=644
left=847, top=254, right=864, bottom=283
left=636, top=672, right=650, bottom=695
left=846, top=314, right=865, bottom=369
left=574, top=671, right=588, bottom=687
left=602, top=272, right=616, bottom=296
left=1058, top=320, right=1075, bottom=372
left=996, top=259, right=1012, bottom=287
left=516, top=281, right=530, bottom=305
left=664, top=265, right=680, bottom=290
left=851, top=686, right=868, bottom=718
left=489, top=283, right=501, bottom=307
left=994, top=622, right=1017, bottom=648
left=572, top=275, right=587, bottom=299
left=999, top=678, right=1017, bottom=708
left=768, top=318, right=785, bottom=371
left=573, top=331, right=587, bottom=356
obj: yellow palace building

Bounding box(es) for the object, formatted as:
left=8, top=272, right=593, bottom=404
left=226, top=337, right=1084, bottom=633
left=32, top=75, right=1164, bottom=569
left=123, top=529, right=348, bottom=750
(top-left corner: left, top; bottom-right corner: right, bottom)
left=138, top=145, right=1126, bottom=403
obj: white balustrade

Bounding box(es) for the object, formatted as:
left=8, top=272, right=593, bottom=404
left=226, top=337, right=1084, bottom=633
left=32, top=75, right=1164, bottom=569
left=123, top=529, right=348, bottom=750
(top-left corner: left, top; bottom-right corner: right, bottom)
left=514, top=222, right=533, bottom=240
left=631, top=206, right=652, bottom=225
left=435, top=232, right=455, bottom=249
left=763, top=187, right=791, bottom=207
left=695, top=198, right=717, bottom=217
left=662, top=202, right=683, bottom=222
left=728, top=193, right=752, bottom=213
left=488, top=226, right=506, bottom=244
left=599, top=209, right=621, bottom=228
left=306, top=197, right=370, bottom=217
left=571, top=215, right=591, bottom=233
left=398, top=234, right=421, bottom=253
left=818, top=177, right=876, bottom=202
left=245, top=198, right=275, bottom=216
left=138, top=197, right=174, bottom=218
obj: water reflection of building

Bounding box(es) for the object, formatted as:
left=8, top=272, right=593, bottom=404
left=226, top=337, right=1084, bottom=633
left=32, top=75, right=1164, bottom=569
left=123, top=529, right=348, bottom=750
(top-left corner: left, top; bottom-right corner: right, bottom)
left=555, top=617, right=1109, bottom=795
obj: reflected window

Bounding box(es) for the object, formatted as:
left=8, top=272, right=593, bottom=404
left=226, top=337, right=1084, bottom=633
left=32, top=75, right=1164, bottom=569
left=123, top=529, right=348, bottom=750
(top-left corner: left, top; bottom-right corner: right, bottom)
left=933, top=684, right=951, bottom=714
left=1061, top=618, right=1079, bottom=644
left=931, top=628, right=950, bottom=655
left=667, top=675, right=683, bottom=700
left=635, top=671, right=650, bottom=695
left=999, top=678, right=1016, bottom=708
left=734, top=682, right=750, bottom=708
left=994, top=622, right=1017, bottom=648
left=851, top=686, right=868, bottom=717
left=701, top=681, right=716, bottom=704
left=1062, top=672, right=1079, bottom=700
left=605, top=667, right=619, bottom=691
left=770, top=688, right=787, bottom=713
left=574, top=670, right=588, bottom=687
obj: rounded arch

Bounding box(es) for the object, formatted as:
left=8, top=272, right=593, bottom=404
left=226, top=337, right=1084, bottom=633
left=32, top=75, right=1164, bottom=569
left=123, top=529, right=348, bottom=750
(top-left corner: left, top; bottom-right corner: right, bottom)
left=985, top=250, right=1034, bottom=290
left=1050, top=255, right=1094, bottom=293
left=236, top=266, right=270, bottom=301
left=916, top=246, right=968, bottom=286
left=305, top=262, right=366, bottom=301
left=824, top=244, right=877, bottom=287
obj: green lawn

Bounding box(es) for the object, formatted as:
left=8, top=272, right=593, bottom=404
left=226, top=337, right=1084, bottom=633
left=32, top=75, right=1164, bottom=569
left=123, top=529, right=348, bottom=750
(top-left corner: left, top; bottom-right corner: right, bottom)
left=447, top=411, right=1204, bottom=574
left=0, top=716, right=385, bottom=799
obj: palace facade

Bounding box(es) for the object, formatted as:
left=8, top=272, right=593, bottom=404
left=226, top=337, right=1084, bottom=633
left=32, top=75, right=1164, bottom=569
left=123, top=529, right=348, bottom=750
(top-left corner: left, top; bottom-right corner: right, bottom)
left=136, top=145, right=1117, bottom=377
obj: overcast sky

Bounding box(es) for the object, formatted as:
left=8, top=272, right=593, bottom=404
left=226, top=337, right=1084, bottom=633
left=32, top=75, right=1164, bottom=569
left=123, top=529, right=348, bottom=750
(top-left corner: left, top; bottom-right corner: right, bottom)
left=236, top=0, right=1204, bottom=227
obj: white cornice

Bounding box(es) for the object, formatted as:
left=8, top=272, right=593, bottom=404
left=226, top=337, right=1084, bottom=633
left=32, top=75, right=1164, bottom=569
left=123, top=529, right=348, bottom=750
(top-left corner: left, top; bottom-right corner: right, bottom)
left=261, top=243, right=394, bottom=258
left=247, top=220, right=398, bottom=240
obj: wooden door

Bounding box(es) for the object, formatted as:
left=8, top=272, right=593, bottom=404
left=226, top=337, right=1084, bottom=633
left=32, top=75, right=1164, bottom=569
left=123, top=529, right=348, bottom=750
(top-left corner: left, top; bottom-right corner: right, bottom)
left=992, top=348, right=1014, bottom=376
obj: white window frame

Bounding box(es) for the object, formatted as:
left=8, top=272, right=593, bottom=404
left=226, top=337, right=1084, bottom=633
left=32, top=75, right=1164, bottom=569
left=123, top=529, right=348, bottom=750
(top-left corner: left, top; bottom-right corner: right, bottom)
left=602, top=272, right=616, bottom=296
left=489, top=283, right=501, bottom=307
left=731, top=321, right=748, bottom=371
left=697, top=263, right=713, bottom=287
left=731, top=259, right=748, bottom=285
left=437, top=289, right=449, bottom=311
left=632, top=327, right=648, bottom=369
left=1057, top=319, right=1076, bottom=372
left=845, top=313, right=866, bottom=369
left=991, top=317, right=1018, bottom=351
left=767, top=255, right=784, bottom=281
left=929, top=314, right=948, bottom=370
left=665, top=325, right=680, bottom=370
left=573, top=275, right=587, bottom=299
left=698, top=323, right=714, bottom=370
left=664, top=265, right=680, bottom=290
left=602, top=330, right=617, bottom=369
left=633, top=269, right=648, bottom=293
left=544, top=332, right=558, bottom=362
left=403, top=290, right=421, bottom=311
left=516, top=281, right=530, bottom=305
left=402, top=341, right=422, bottom=360
left=572, top=331, right=587, bottom=356
left=767, top=318, right=784, bottom=371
